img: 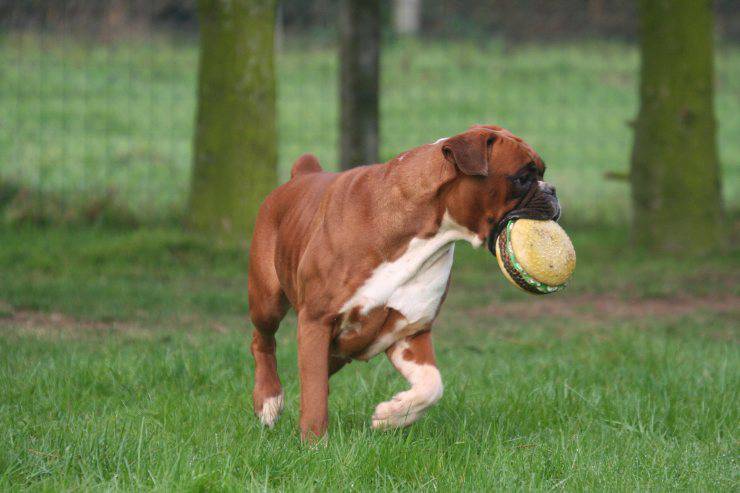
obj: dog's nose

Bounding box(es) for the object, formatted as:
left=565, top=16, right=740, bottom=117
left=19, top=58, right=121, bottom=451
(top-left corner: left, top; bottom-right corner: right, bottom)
left=539, top=182, right=557, bottom=197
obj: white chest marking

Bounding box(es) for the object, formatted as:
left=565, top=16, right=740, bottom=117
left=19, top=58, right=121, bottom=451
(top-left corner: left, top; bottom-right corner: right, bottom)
left=339, top=212, right=481, bottom=326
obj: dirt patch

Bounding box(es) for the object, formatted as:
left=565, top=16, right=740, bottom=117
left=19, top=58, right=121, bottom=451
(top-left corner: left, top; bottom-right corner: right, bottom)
left=443, top=293, right=739, bottom=343
left=0, top=303, right=246, bottom=340
left=1, top=294, right=737, bottom=342
left=0, top=308, right=146, bottom=339
left=469, top=293, right=740, bottom=323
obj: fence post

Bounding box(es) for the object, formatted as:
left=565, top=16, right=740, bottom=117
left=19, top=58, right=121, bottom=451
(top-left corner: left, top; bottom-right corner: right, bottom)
left=393, top=0, right=421, bottom=36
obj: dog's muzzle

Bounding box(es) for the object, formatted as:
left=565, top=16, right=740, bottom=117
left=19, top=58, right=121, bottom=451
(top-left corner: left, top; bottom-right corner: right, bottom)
left=488, top=181, right=561, bottom=254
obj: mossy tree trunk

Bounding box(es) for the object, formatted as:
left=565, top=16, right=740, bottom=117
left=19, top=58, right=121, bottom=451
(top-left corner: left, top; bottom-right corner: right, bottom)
left=189, top=0, right=276, bottom=238
left=630, top=0, right=724, bottom=253
left=339, top=0, right=380, bottom=169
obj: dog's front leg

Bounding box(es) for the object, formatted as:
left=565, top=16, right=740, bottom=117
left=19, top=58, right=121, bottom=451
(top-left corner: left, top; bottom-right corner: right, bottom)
left=372, top=330, right=443, bottom=429
left=297, top=311, right=332, bottom=442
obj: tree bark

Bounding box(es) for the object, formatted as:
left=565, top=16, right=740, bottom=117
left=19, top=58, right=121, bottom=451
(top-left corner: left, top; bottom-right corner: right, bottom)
left=339, top=0, right=380, bottom=169
left=630, top=0, right=724, bottom=253
left=189, top=0, right=277, bottom=237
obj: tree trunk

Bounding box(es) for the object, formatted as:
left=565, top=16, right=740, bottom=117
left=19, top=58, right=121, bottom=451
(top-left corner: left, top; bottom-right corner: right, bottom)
left=630, top=0, right=724, bottom=253
left=339, top=0, right=380, bottom=169
left=189, top=0, right=276, bottom=237
left=393, top=0, right=422, bottom=36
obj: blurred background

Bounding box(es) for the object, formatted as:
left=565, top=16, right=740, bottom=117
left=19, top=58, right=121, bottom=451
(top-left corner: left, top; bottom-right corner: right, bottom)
left=1, top=0, right=738, bottom=229
left=0, top=2, right=738, bottom=489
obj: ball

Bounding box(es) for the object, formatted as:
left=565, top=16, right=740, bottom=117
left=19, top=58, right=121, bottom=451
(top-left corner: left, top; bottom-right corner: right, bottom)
left=495, top=219, right=576, bottom=295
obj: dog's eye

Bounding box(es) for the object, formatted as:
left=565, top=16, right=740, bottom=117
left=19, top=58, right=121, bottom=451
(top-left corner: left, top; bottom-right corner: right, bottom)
left=510, top=173, right=534, bottom=198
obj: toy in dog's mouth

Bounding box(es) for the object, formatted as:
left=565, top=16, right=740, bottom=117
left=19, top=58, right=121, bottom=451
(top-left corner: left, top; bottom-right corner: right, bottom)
left=493, top=218, right=576, bottom=295
left=487, top=180, right=572, bottom=294
left=487, top=181, right=562, bottom=255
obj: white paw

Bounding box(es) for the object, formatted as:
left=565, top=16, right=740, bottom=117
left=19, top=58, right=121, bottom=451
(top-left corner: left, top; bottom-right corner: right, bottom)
left=257, top=393, right=284, bottom=428
left=371, top=364, right=444, bottom=430
left=372, top=409, right=423, bottom=429
left=371, top=391, right=427, bottom=429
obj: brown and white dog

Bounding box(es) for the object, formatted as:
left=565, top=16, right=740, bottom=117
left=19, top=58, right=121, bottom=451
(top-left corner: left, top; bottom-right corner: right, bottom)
left=248, top=125, right=560, bottom=440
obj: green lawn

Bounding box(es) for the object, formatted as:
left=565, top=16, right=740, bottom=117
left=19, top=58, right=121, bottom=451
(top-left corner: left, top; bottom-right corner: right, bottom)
left=0, top=224, right=737, bottom=490
left=1, top=34, right=739, bottom=225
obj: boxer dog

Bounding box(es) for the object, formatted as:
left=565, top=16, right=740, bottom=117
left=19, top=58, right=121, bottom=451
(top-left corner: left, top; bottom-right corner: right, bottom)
left=248, top=125, right=560, bottom=440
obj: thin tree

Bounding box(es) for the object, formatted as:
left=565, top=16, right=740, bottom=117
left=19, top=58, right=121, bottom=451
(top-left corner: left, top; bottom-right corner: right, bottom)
left=339, top=0, right=380, bottom=169
left=393, top=0, right=422, bottom=36
left=189, top=0, right=277, bottom=237
left=630, top=0, right=724, bottom=252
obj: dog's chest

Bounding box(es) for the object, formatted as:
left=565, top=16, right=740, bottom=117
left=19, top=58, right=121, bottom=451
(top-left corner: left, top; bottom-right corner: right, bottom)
left=340, top=237, right=456, bottom=327
left=384, top=244, right=454, bottom=323
left=335, top=214, right=480, bottom=359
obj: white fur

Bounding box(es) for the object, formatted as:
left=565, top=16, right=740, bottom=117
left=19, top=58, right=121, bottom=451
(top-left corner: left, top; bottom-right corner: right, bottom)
left=433, top=137, right=448, bottom=144
left=339, top=212, right=481, bottom=325
left=372, top=340, right=444, bottom=429
left=257, top=393, right=284, bottom=428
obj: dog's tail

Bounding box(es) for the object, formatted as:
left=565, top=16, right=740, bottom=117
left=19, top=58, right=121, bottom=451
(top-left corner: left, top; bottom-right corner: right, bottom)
left=290, top=153, right=323, bottom=179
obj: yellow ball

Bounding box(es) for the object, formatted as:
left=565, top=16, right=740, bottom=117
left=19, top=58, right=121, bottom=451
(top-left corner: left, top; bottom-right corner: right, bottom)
left=495, top=219, right=576, bottom=294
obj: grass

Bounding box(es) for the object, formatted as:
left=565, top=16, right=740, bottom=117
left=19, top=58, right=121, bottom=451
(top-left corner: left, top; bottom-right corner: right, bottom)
left=1, top=34, right=739, bottom=225
left=0, top=224, right=738, bottom=490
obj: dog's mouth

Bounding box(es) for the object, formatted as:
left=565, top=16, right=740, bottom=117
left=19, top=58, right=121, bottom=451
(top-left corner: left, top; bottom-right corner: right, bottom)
left=487, top=182, right=561, bottom=255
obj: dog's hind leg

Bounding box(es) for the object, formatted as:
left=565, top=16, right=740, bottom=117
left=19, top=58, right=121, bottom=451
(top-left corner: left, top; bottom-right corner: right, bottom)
left=372, top=330, right=443, bottom=429
left=248, top=231, right=289, bottom=428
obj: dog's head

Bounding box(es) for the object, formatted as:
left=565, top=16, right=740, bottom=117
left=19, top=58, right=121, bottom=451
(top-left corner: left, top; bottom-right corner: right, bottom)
left=439, top=125, right=560, bottom=254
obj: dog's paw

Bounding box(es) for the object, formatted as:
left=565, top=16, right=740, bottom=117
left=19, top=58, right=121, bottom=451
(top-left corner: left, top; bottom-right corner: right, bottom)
left=371, top=392, right=423, bottom=429
left=256, top=392, right=284, bottom=428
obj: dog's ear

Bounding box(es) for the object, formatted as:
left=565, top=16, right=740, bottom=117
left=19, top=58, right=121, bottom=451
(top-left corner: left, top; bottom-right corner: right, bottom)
left=441, top=129, right=495, bottom=177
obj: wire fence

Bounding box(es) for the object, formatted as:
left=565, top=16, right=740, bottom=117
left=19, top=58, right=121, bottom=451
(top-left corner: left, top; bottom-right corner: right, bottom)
left=1, top=1, right=738, bottom=227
